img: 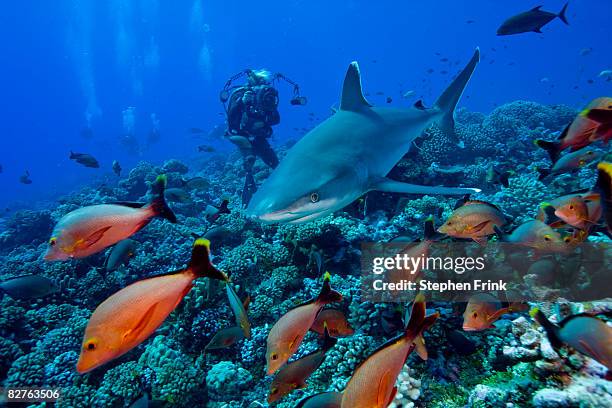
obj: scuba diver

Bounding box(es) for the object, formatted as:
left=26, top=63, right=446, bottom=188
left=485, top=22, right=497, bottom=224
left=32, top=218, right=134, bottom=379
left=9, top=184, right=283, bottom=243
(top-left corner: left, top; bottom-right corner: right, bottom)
left=220, top=69, right=307, bottom=206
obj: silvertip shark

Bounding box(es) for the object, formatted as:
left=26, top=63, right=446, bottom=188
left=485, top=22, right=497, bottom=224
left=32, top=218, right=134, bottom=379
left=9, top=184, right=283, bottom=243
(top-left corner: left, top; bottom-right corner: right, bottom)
left=248, top=48, right=482, bottom=224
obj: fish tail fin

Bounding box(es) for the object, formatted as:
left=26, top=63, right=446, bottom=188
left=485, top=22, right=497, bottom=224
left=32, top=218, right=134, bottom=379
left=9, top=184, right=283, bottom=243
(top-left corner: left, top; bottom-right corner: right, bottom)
left=585, top=108, right=612, bottom=125
left=536, top=167, right=551, bottom=181
left=558, top=2, right=569, bottom=25
left=434, top=48, right=480, bottom=136
left=424, top=215, right=443, bottom=241
left=69, top=151, right=75, bottom=159
left=530, top=308, right=563, bottom=350
left=188, top=239, right=229, bottom=282
left=321, top=323, right=338, bottom=351
left=150, top=174, right=178, bottom=223
left=534, top=139, right=562, bottom=163
left=404, top=293, right=426, bottom=337
left=317, top=272, right=343, bottom=304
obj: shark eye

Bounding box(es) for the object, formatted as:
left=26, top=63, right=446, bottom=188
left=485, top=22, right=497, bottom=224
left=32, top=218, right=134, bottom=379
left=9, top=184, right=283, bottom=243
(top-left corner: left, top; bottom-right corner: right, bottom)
left=310, top=192, right=320, bottom=203
left=49, top=237, right=57, bottom=246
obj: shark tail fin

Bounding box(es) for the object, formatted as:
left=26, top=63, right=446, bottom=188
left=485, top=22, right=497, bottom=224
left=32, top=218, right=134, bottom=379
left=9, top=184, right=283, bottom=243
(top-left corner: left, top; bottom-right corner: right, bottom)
left=434, top=48, right=480, bottom=136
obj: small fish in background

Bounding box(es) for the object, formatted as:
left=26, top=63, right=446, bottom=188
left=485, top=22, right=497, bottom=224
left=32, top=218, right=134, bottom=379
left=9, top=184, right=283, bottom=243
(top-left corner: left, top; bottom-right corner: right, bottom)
left=164, top=188, right=192, bottom=203
left=0, top=274, right=59, bottom=299
left=599, top=70, right=612, bottom=81
left=386, top=96, right=392, bottom=103
left=486, top=165, right=514, bottom=188
left=204, top=199, right=230, bottom=223
left=375, top=91, right=384, bottom=96
left=535, top=97, right=612, bottom=163
left=462, top=293, right=527, bottom=331
left=189, top=127, right=205, bottom=134
left=532, top=308, right=612, bottom=370
left=497, top=3, right=569, bottom=36
left=181, top=176, right=210, bottom=190
left=494, top=219, right=566, bottom=253
left=268, top=326, right=337, bottom=403
left=69, top=151, right=100, bottom=168
left=540, top=77, right=550, bottom=84
left=438, top=200, right=507, bottom=245
left=104, top=239, right=138, bottom=272
left=45, top=175, right=176, bottom=261
left=341, top=295, right=438, bottom=407
left=465, top=19, right=476, bottom=24
left=76, top=239, right=229, bottom=373
left=198, top=144, right=215, bottom=153
left=0, top=163, right=3, bottom=173
left=295, top=391, right=342, bottom=408
left=447, top=329, right=477, bottom=355
left=226, top=282, right=251, bottom=338
left=202, top=226, right=232, bottom=242
left=579, top=47, right=593, bottom=56
left=19, top=170, right=32, bottom=184
left=205, top=326, right=245, bottom=350
left=310, top=309, right=354, bottom=338
left=112, top=160, right=122, bottom=176
left=536, top=147, right=604, bottom=180
left=266, top=272, right=342, bottom=374
left=426, top=68, right=434, bottom=74
left=402, top=90, right=415, bottom=98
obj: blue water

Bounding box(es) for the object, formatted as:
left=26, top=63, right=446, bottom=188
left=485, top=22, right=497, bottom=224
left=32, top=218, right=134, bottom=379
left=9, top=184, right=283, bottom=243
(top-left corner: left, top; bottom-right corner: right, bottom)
left=0, top=0, right=610, bottom=208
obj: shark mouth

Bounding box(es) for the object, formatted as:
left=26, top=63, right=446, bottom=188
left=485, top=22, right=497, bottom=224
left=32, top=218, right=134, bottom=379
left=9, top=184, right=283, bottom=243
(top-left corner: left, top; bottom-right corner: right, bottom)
left=256, top=208, right=332, bottom=224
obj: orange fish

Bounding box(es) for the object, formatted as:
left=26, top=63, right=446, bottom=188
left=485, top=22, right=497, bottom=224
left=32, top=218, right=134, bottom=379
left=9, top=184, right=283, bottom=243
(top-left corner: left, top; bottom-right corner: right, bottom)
left=535, top=97, right=612, bottom=163
left=268, top=325, right=337, bottom=403
left=462, top=293, right=527, bottom=331
left=341, top=294, right=438, bottom=408
left=387, top=217, right=439, bottom=287
left=76, top=239, right=228, bottom=373
left=45, top=175, right=176, bottom=261
left=310, top=309, right=354, bottom=338
left=538, top=192, right=601, bottom=231
left=438, top=200, right=506, bottom=245
left=266, top=272, right=342, bottom=374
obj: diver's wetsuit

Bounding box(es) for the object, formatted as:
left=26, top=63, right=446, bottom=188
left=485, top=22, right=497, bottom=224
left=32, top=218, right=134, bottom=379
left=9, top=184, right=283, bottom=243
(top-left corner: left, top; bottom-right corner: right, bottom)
left=226, top=84, right=281, bottom=205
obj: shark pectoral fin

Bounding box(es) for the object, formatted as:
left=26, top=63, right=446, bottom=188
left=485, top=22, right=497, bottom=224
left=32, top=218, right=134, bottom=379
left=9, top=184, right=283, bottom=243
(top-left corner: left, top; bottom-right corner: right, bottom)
left=340, top=61, right=372, bottom=111
left=373, top=178, right=481, bottom=196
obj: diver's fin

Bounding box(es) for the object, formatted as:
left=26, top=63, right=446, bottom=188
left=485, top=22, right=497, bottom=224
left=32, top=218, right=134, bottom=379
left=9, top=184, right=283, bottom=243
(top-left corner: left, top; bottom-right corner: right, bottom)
left=434, top=48, right=480, bottom=136
left=558, top=3, right=569, bottom=25
left=373, top=177, right=481, bottom=196
left=340, top=62, right=372, bottom=111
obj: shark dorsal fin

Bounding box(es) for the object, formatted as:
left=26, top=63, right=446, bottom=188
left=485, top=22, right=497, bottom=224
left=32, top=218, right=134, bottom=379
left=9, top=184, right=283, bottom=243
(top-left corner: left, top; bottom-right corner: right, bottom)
left=340, top=61, right=372, bottom=111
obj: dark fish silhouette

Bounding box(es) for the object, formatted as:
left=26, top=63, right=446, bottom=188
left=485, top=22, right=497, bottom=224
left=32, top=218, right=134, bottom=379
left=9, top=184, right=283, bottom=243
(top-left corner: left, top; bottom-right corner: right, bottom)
left=19, top=170, right=32, bottom=184
left=497, top=3, right=569, bottom=36
left=105, top=239, right=138, bottom=272
left=112, top=160, right=122, bottom=176
left=0, top=274, right=59, bottom=299
left=70, top=151, right=100, bottom=168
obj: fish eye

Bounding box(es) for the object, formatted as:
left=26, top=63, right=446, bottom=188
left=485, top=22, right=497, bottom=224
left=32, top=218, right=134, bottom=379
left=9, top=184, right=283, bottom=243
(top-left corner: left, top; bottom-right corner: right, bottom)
left=564, top=236, right=571, bottom=243
left=310, top=192, right=320, bottom=203
left=587, top=151, right=593, bottom=155
left=271, top=353, right=278, bottom=361
left=84, top=338, right=98, bottom=351
left=271, top=388, right=278, bottom=395
left=447, top=222, right=452, bottom=226
left=472, top=312, right=477, bottom=318
left=544, top=234, right=551, bottom=241
left=49, top=237, right=57, bottom=246
left=569, top=205, right=574, bottom=210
